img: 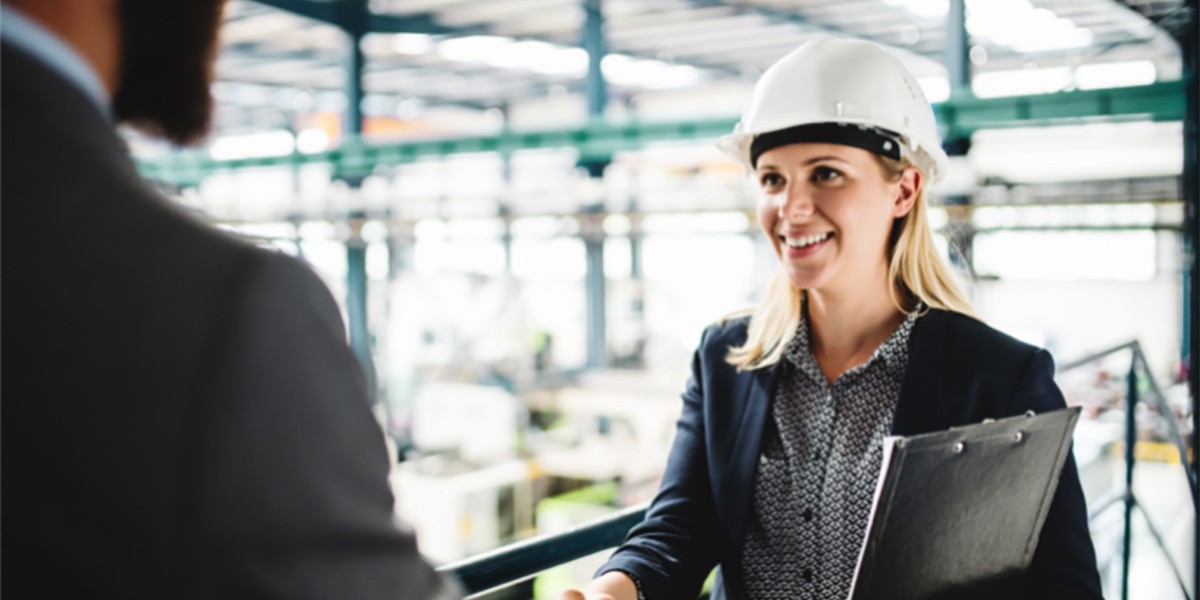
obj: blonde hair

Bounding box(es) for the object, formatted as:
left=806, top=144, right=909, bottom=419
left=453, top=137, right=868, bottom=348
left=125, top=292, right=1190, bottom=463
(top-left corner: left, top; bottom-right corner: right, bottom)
left=725, top=154, right=975, bottom=371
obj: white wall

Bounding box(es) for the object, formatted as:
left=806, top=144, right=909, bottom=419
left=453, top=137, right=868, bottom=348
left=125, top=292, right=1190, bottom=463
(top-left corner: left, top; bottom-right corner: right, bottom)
left=972, top=276, right=1183, bottom=382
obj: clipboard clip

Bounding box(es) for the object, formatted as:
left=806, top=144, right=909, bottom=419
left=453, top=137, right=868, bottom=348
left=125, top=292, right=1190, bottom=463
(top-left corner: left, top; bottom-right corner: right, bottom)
left=981, top=410, right=1035, bottom=426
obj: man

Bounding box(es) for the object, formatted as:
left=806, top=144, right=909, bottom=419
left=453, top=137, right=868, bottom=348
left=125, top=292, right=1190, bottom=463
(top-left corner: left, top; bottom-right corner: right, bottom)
left=1, top=1, right=457, bottom=597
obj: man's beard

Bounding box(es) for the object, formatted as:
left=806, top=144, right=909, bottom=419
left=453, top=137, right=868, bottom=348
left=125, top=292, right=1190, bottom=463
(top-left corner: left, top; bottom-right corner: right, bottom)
left=113, top=0, right=227, bottom=146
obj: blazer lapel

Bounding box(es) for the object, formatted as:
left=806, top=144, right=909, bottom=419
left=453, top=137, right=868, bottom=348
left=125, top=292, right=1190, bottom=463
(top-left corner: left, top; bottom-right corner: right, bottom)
left=719, top=361, right=780, bottom=555
left=892, top=309, right=948, bottom=436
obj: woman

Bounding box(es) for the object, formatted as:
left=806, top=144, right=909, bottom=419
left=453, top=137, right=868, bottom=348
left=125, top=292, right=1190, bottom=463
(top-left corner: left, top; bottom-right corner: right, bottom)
left=561, top=37, right=1102, bottom=600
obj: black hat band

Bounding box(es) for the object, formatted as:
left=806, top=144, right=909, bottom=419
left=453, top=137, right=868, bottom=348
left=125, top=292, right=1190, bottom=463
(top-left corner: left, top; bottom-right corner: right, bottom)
left=749, top=122, right=903, bottom=168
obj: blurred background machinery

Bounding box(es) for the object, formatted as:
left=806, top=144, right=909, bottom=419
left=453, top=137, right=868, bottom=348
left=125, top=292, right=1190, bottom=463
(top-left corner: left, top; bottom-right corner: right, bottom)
left=126, top=1, right=1197, bottom=598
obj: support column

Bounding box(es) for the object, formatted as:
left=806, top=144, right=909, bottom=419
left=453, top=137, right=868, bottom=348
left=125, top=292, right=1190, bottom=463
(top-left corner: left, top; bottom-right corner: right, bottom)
left=1121, top=361, right=1138, bottom=600
left=942, top=0, right=974, bottom=272
left=388, top=221, right=414, bottom=279
left=583, top=0, right=607, bottom=125
left=582, top=208, right=607, bottom=369
left=501, top=146, right=515, bottom=277
left=627, top=202, right=646, bottom=368
left=944, top=0, right=969, bottom=92
left=346, top=212, right=374, bottom=397
left=580, top=0, right=610, bottom=369
left=338, top=0, right=376, bottom=399
left=341, top=2, right=365, bottom=142
left=1179, top=1, right=1198, bottom=594
left=629, top=210, right=643, bottom=281
left=500, top=203, right=514, bottom=277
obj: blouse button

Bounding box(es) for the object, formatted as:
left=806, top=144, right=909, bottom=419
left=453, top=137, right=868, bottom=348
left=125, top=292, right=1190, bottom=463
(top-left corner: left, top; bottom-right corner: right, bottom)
left=803, top=568, right=814, bottom=582
left=802, top=508, right=813, bottom=521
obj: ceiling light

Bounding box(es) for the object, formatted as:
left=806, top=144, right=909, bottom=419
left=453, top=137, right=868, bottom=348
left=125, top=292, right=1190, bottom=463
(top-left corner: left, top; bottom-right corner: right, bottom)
left=966, top=0, right=1092, bottom=52
left=438, top=36, right=512, bottom=63
left=296, top=128, right=329, bottom=154
left=1074, top=60, right=1156, bottom=90
left=600, top=54, right=699, bottom=89
left=392, top=33, right=433, bottom=55
left=884, top=0, right=949, bottom=18
left=209, top=130, right=296, bottom=160
left=969, top=44, right=988, bottom=66
left=972, top=66, right=1072, bottom=98
left=486, top=40, right=558, bottom=70
left=531, top=47, right=588, bottom=77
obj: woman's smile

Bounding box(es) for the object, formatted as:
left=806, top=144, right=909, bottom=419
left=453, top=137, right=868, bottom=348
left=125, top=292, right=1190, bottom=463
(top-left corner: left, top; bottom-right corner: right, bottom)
left=780, top=231, right=835, bottom=259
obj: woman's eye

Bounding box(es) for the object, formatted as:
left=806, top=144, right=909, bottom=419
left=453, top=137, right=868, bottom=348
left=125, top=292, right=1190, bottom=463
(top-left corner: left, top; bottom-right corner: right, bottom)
left=813, top=166, right=842, bottom=181
left=759, top=172, right=784, bottom=189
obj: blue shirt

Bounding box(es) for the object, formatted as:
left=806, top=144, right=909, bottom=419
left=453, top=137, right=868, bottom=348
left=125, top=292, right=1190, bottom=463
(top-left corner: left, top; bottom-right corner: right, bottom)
left=1, top=5, right=111, bottom=122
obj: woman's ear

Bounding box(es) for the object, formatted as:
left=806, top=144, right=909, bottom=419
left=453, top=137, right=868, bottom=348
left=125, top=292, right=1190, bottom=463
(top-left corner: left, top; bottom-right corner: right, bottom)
left=893, top=166, right=922, bottom=218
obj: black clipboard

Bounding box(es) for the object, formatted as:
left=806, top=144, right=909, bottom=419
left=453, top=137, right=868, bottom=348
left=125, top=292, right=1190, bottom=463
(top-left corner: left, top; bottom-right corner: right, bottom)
left=847, top=407, right=1082, bottom=600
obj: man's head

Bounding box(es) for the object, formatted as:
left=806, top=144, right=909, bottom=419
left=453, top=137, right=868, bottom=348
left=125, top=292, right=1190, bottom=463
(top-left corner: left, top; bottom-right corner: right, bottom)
left=4, top=0, right=227, bottom=145
left=114, top=0, right=227, bottom=145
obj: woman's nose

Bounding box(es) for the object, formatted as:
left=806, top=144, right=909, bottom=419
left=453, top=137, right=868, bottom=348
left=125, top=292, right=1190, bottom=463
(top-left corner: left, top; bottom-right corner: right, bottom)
left=778, top=186, right=814, bottom=220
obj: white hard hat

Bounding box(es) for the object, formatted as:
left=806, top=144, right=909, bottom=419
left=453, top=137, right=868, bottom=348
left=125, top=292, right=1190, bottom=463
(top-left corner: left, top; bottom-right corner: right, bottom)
left=717, top=36, right=950, bottom=182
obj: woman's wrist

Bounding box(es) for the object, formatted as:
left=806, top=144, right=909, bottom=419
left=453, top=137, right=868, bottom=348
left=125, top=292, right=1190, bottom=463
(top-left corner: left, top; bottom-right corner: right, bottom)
left=584, top=570, right=639, bottom=600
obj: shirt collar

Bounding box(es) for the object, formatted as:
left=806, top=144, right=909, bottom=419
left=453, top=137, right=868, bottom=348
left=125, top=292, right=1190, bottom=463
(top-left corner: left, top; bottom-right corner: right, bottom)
left=785, top=302, right=920, bottom=384
left=2, top=5, right=112, bottom=123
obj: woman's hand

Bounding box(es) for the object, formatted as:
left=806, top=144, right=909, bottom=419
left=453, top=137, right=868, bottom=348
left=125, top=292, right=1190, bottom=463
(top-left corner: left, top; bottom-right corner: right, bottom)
left=555, top=590, right=615, bottom=600
left=555, top=571, right=637, bottom=600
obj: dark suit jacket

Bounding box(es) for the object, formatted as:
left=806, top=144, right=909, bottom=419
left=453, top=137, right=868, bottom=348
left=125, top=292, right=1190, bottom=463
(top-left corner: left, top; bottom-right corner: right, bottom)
left=2, top=42, right=454, bottom=599
left=599, top=310, right=1103, bottom=600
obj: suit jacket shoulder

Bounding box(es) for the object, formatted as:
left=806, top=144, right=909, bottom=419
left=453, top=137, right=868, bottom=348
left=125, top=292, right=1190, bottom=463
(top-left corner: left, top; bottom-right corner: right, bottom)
left=928, top=309, right=1045, bottom=377
left=700, top=315, right=751, bottom=361
left=2, top=43, right=456, bottom=599
left=894, top=308, right=1062, bottom=435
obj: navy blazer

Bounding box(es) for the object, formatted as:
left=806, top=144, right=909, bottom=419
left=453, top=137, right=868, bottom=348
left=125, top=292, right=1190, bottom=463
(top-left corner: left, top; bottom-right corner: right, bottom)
left=600, top=309, right=1102, bottom=600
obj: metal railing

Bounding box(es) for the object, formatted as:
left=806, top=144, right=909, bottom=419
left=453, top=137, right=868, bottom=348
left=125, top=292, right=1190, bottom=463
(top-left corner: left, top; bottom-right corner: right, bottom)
left=439, top=340, right=1198, bottom=599
left=439, top=503, right=648, bottom=598
left=1061, top=341, right=1197, bottom=600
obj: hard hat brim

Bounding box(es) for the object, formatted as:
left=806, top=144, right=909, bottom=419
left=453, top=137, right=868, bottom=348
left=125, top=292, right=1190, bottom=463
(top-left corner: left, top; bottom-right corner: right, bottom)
left=717, top=124, right=949, bottom=183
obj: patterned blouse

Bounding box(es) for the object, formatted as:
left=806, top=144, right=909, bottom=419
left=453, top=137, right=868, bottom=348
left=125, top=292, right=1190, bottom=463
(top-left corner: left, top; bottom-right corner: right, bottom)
left=735, top=309, right=918, bottom=599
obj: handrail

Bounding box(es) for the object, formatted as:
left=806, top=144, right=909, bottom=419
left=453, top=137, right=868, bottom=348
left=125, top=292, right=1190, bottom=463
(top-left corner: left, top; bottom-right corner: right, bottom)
left=1057, top=341, right=1139, bottom=372
left=1128, top=495, right=1194, bottom=598
left=438, top=503, right=648, bottom=598
left=1059, top=340, right=1196, bottom=497
left=1059, top=340, right=1196, bottom=600
left=1131, top=349, right=1196, bottom=492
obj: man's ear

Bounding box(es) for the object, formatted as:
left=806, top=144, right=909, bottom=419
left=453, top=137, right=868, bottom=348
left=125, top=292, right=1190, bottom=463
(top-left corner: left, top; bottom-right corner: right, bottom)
left=893, top=166, right=922, bottom=218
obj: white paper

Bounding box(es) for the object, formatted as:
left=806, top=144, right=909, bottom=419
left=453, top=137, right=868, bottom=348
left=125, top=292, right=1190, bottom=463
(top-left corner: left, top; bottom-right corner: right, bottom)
left=845, top=434, right=903, bottom=600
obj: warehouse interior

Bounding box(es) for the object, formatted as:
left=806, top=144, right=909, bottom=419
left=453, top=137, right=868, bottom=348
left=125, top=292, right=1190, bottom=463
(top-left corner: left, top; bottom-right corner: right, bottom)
left=127, top=0, right=1198, bottom=598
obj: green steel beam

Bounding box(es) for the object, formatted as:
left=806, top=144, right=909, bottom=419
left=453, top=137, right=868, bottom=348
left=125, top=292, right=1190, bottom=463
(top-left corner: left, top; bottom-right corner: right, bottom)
left=939, top=80, right=1186, bottom=140
left=249, top=0, right=472, bottom=35
left=138, top=81, right=1186, bottom=187
left=248, top=0, right=343, bottom=25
